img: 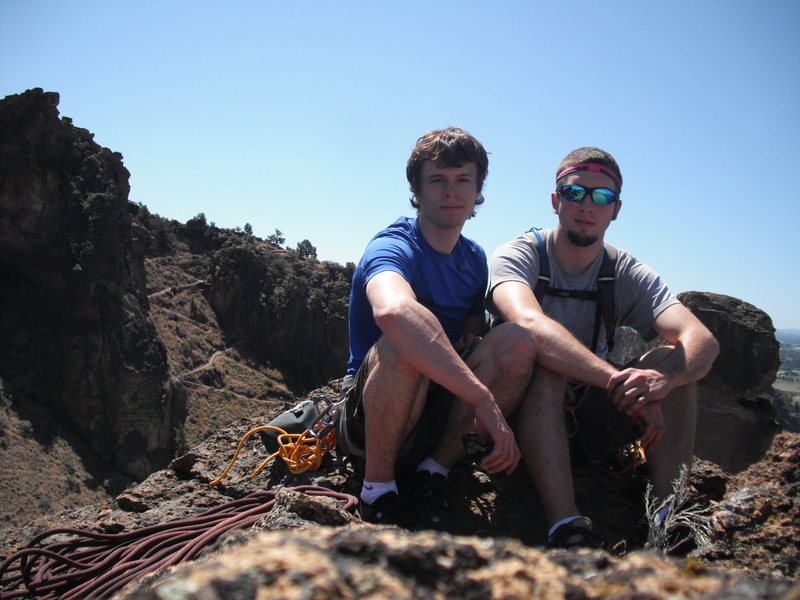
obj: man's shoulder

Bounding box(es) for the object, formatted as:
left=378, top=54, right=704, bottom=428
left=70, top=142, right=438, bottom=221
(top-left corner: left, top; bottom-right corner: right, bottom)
left=457, top=232, right=487, bottom=260
left=492, top=228, right=544, bottom=257
left=599, top=240, right=655, bottom=277
left=600, top=239, right=624, bottom=255
left=372, top=216, right=416, bottom=240
left=365, top=217, right=418, bottom=250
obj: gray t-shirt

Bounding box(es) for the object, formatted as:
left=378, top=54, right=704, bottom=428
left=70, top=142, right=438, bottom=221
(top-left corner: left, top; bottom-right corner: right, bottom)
left=487, top=228, right=679, bottom=358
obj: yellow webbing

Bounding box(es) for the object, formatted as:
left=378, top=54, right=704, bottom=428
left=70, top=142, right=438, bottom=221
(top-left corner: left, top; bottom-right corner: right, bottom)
left=209, top=423, right=336, bottom=485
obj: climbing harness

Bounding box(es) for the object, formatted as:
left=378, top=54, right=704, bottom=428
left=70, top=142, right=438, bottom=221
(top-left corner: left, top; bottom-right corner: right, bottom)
left=0, top=486, right=357, bottom=599
left=530, top=227, right=617, bottom=353
left=210, top=393, right=345, bottom=484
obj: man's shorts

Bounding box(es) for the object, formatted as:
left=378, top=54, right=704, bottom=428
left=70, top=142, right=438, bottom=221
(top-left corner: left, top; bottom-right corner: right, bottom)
left=565, top=382, right=642, bottom=466
left=335, top=349, right=454, bottom=474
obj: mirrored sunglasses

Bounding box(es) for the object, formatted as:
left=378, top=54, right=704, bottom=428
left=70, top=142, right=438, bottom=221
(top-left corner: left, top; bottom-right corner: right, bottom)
left=557, top=184, right=618, bottom=206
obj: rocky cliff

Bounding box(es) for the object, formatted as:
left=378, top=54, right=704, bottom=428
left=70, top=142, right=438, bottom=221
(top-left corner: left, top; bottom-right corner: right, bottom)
left=0, top=89, right=173, bottom=482
left=1, top=88, right=798, bottom=598
left=0, top=89, right=353, bottom=527
left=208, top=243, right=350, bottom=389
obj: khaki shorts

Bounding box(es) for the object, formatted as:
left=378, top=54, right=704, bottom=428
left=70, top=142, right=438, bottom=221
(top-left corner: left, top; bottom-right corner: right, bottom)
left=335, top=349, right=454, bottom=474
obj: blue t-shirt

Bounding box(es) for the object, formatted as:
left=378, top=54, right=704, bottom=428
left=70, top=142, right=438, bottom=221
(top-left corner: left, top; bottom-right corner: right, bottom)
left=346, top=216, right=488, bottom=373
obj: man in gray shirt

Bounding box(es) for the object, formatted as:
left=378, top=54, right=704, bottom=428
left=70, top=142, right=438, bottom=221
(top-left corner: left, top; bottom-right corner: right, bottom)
left=487, top=147, right=719, bottom=548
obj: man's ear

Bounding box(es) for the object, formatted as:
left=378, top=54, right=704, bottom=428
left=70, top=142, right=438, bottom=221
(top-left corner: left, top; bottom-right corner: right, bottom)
left=612, top=200, right=622, bottom=220
left=551, top=192, right=559, bottom=214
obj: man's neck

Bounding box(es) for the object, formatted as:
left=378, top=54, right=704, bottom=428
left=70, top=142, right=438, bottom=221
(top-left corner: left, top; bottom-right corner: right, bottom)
left=552, top=225, right=605, bottom=276
left=417, top=216, right=462, bottom=254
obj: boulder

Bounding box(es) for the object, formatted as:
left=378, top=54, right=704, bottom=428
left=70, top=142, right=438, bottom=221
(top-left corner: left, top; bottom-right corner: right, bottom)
left=679, top=292, right=782, bottom=473
left=208, top=245, right=351, bottom=390
left=679, top=291, right=780, bottom=398
left=613, top=291, right=783, bottom=473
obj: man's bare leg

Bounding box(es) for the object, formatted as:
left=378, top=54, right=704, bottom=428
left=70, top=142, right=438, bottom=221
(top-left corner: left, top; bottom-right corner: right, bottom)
left=430, top=323, right=536, bottom=469
left=516, top=365, right=578, bottom=527
left=361, top=337, right=429, bottom=483
left=636, top=347, right=697, bottom=500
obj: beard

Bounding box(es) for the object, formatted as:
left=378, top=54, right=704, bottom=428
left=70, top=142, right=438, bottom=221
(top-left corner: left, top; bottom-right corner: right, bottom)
left=566, top=229, right=599, bottom=247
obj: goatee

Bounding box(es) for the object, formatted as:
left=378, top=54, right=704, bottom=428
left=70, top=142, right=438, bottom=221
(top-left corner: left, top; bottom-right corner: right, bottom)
left=566, top=230, right=598, bottom=247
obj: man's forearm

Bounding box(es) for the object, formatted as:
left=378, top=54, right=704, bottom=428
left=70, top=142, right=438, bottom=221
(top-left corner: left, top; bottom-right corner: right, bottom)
left=519, top=314, right=616, bottom=388
left=655, top=328, right=719, bottom=389
left=375, top=299, right=493, bottom=407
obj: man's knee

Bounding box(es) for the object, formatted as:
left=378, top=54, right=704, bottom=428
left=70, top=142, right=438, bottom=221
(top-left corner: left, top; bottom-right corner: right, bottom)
left=635, top=346, right=698, bottom=406
left=481, top=322, right=537, bottom=380
left=369, top=335, right=403, bottom=368
left=635, top=344, right=675, bottom=369
left=662, top=381, right=697, bottom=421
left=369, top=335, right=425, bottom=381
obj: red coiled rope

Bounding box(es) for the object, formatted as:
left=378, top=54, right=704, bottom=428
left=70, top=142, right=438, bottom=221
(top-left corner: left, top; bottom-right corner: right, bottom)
left=0, top=486, right=358, bottom=599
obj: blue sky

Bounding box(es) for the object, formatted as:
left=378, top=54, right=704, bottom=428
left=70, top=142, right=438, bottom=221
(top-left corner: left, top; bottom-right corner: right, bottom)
left=2, top=1, right=798, bottom=329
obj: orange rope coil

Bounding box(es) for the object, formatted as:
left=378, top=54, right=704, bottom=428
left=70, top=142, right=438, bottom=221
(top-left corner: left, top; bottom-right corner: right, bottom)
left=210, top=423, right=337, bottom=485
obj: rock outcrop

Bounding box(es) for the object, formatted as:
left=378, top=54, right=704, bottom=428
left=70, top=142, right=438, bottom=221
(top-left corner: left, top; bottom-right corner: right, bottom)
left=208, top=244, right=351, bottom=390
left=1, top=405, right=797, bottom=598
left=114, top=525, right=796, bottom=599
left=612, top=291, right=785, bottom=474
left=680, top=292, right=780, bottom=399
left=679, top=292, right=784, bottom=473
left=0, top=89, right=174, bottom=480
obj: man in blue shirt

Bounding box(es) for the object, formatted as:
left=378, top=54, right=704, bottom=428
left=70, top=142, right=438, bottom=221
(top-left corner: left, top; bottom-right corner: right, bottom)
left=337, top=127, right=535, bottom=529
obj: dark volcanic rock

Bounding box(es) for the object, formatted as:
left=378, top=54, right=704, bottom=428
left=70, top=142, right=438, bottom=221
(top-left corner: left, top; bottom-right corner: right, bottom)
left=678, top=292, right=783, bottom=473
left=1, top=396, right=797, bottom=598
left=208, top=245, right=351, bottom=390
left=0, top=88, right=174, bottom=479
left=679, top=291, right=780, bottom=399
left=613, top=291, right=784, bottom=474
left=696, top=432, right=800, bottom=581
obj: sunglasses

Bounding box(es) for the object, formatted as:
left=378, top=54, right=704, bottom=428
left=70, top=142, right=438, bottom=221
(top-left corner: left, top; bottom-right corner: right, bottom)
left=557, top=184, right=618, bottom=206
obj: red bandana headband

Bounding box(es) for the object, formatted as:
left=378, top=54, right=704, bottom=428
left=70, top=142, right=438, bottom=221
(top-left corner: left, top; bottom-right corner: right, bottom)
left=556, top=162, right=622, bottom=188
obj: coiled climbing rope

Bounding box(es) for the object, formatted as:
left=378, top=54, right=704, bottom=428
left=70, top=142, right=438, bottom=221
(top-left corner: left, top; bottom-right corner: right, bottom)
left=0, top=398, right=350, bottom=598
left=0, top=486, right=357, bottom=599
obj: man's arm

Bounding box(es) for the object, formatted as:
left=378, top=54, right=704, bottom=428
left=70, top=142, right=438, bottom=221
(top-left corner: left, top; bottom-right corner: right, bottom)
left=490, top=280, right=617, bottom=387
left=367, top=270, right=519, bottom=473
left=491, top=279, right=675, bottom=449
left=608, top=302, right=720, bottom=412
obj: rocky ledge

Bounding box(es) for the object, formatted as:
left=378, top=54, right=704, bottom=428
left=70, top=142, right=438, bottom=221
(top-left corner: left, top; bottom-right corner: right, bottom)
left=1, top=403, right=797, bottom=599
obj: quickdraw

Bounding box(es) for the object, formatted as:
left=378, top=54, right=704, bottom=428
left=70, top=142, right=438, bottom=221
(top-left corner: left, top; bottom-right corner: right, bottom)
left=210, top=394, right=345, bottom=484
left=601, top=440, right=648, bottom=477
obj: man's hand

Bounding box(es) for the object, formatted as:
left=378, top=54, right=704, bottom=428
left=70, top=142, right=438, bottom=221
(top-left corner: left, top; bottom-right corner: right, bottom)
left=454, top=332, right=482, bottom=356
left=474, top=399, right=520, bottom=475
left=608, top=367, right=670, bottom=450
left=634, top=401, right=665, bottom=449
left=607, top=367, right=673, bottom=415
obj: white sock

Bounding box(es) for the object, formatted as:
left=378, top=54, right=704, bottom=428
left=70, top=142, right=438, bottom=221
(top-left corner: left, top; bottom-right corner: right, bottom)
left=417, top=456, right=450, bottom=478
left=360, top=479, right=398, bottom=504
left=548, top=515, right=582, bottom=537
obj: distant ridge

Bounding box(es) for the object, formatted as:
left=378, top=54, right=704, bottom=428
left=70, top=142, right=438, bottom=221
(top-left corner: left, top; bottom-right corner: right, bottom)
left=777, top=329, right=800, bottom=344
